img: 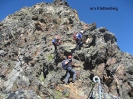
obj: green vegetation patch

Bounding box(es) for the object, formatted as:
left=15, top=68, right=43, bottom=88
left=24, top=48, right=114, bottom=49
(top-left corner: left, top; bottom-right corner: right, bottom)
left=54, top=91, right=62, bottom=99
left=64, top=92, right=69, bottom=97
left=48, top=55, right=53, bottom=61
left=39, top=75, right=45, bottom=82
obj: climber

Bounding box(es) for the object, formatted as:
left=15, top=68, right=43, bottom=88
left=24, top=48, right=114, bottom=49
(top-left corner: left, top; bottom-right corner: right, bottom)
left=52, top=35, right=61, bottom=53
left=62, top=55, right=76, bottom=84
left=74, top=30, right=84, bottom=50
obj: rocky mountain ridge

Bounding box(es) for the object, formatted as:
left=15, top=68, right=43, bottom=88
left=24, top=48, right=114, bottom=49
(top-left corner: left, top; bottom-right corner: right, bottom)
left=0, top=0, right=133, bottom=99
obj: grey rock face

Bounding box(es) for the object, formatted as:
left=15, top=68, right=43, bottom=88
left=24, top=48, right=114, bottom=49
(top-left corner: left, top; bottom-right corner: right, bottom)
left=7, top=89, right=41, bottom=99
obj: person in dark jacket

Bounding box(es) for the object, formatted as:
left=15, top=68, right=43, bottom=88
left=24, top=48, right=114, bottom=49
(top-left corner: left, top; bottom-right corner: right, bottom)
left=62, top=55, right=76, bottom=84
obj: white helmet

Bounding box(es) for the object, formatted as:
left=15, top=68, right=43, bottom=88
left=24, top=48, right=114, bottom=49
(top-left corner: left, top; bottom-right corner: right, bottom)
left=80, top=30, right=84, bottom=33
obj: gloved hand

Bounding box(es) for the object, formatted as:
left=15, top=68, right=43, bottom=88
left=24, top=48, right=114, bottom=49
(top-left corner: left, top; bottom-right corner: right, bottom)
left=65, top=61, right=69, bottom=65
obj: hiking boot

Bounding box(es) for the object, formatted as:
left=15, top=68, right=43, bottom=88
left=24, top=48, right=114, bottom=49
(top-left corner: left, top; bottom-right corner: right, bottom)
left=65, top=83, right=69, bottom=85
left=72, top=80, right=75, bottom=83
left=62, top=81, right=68, bottom=85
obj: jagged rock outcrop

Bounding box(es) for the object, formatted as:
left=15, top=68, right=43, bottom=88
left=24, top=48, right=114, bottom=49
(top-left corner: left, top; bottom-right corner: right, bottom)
left=0, top=1, right=133, bottom=99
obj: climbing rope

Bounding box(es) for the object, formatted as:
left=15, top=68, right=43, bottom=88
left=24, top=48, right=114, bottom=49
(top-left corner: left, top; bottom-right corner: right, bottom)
left=93, top=76, right=107, bottom=99
left=87, top=82, right=95, bottom=99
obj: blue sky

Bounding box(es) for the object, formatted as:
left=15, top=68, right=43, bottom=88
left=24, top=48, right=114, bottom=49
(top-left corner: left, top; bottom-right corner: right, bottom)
left=0, top=0, right=133, bottom=56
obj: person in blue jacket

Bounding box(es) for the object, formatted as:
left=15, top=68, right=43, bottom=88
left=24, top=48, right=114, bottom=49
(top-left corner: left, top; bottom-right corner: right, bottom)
left=75, top=30, right=83, bottom=50
left=52, top=36, right=61, bottom=53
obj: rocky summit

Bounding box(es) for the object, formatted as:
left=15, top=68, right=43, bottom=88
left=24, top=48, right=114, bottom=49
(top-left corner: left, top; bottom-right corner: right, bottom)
left=0, top=0, right=133, bottom=99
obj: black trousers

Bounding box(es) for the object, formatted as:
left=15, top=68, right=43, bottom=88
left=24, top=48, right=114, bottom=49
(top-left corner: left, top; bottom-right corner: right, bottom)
left=76, top=39, right=82, bottom=50
left=52, top=43, right=57, bottom=52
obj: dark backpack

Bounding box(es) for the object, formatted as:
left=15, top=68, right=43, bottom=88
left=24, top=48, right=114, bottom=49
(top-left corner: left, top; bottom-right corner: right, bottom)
left=62, top=60, right=69, bottom=70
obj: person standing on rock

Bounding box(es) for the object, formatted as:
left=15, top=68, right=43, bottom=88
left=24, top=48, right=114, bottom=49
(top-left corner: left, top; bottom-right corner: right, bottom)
left=52, top=35, right=61, bottom=53
left=74, top=30, right=84, bottom=50
left=62, top=55, right=76, bottom=84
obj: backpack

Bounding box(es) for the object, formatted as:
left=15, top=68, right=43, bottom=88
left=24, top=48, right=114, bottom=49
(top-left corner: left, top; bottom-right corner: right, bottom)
left=73, top=33, right=78, bottom=40
left=52, top=38, right=58, bottom=45
left=62, top=60, right=69, bottom=70
left=52, top=38, right=56, bottom=43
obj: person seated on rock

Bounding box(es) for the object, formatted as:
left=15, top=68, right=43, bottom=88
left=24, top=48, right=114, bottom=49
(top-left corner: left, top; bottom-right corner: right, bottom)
left=73, top=30, right=84, bottom=50
left=62, top=55, right=76, bottom=84
left=52, top=35, right=61, bottom=53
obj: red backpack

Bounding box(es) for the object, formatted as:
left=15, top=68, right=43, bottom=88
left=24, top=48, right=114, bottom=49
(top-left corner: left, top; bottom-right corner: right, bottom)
left=73, top=32, right=77, bottom=40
